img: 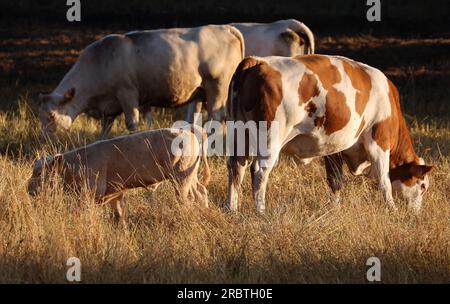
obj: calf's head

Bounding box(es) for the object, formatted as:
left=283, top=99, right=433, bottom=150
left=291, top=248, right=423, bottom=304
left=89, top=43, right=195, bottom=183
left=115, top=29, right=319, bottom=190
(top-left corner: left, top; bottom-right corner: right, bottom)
left=390, top=158, right=433, bottom=211
left=39, top=88, right=75, bottom=136
left=28, top=155, right=61, bottom=196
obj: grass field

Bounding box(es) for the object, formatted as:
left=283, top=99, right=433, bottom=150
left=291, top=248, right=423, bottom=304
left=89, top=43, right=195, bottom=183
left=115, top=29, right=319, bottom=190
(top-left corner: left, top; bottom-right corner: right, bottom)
left=0, top=27, right=448, bottom=283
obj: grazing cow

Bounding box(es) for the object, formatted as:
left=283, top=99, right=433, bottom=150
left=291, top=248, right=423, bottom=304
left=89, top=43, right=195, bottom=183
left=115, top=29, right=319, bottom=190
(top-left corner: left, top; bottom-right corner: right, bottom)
left=28, top=128, right=210, bottom=225
left=157, top=19, right=315, bottom=124
left=227, top=54, right=432, bottom=213
left=38, top=25, right=245, bottom=137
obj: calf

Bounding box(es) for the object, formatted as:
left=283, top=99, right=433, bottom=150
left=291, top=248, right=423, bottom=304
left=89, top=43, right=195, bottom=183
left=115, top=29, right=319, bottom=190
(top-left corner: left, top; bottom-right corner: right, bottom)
left=227, top=55, right=432, bottom=213
left=28, top=128, right=210, bottom=224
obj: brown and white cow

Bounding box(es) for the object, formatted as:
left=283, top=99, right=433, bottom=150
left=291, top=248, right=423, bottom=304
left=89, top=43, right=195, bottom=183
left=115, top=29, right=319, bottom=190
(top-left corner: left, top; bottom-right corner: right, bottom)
left=28, top=128, right=210, bottom=225
left=227, top=54, right=432, bottom=213
left=38, top=25, right=244, bottom=137
left=174, top=19, right=315, bottom=124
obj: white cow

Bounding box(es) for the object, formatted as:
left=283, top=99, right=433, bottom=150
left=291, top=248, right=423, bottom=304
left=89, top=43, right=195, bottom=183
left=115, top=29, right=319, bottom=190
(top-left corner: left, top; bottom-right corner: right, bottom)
left=38, top=25, right=245, bottom=137
left=146, top=19, right=315, bottom=125
left=227, top=55, right=432, bottom=214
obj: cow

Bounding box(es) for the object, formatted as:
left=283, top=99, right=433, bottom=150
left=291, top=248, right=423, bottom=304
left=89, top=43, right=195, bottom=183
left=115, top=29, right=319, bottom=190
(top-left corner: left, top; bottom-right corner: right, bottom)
left=149, top=19, right=315, bottom=125
left=38, top=25, right=245, bottom=138
left=226, top=54, right=432, bottom=214
left=28, top=127, right=210, bottom=225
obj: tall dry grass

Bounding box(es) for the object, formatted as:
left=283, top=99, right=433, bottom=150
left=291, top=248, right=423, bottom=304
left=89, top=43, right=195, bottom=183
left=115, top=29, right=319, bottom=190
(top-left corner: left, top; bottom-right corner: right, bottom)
left=0, top=100, right=448, bottom=283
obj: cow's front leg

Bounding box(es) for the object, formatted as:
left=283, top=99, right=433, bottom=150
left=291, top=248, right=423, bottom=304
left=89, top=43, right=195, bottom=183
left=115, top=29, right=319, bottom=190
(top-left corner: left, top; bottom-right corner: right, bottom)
left=226, top=156, right=248, bottom=212
left=324, top=153, right=344, bottom=204
left=251, top=159, right=274, bottom=214
left=100, top=115, right=115, bottom=139
left=364, top=138, right=397, bottom=210
left=117, top=89, right=140, bottom=132
left=102, top=192, right=127, bottom=228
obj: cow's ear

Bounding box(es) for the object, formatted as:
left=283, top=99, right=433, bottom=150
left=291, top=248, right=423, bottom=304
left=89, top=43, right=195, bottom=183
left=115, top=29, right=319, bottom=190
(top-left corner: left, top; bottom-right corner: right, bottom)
left=280, top=29, right=297, bottom=43
left=410, top=164, right=433, bottom=179
left=296, top=32, right=307, bottom=46
left=62, top=88, right=76, bottom=104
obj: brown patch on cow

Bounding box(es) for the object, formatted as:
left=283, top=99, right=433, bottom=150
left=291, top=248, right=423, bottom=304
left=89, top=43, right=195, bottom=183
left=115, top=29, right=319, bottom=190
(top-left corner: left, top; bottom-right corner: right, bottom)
left=234, top=58, right=283, bottom=128
left=296, top=55, right=351, bottom=135
left=389, top=164, right=418, bottom=186
left=342, top=60, right=372, bottom=116
left=323, top=90, right=350, bottom=135
left=389, top=163, right=432, bottom=186
left=372, top=79, right=422, bottom=174
left=314, top=116, right=325, bottom=128
left=304, top=102, right=317, bottom=117
left=355, top=118, right=366, bottom=138
left=371, top=116, right=392, bottom=152
left=298, top=73, right=319, bottom=104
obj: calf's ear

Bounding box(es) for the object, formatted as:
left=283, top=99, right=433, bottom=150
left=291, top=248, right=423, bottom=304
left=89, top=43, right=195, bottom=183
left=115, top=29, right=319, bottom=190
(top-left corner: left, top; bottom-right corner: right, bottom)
left=410, top=164, right=433, bottom=179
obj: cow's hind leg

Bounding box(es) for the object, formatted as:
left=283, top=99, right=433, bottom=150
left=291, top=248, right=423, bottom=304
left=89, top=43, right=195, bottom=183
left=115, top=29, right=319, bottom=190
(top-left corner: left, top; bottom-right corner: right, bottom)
left=251, top=158, right=276, bottom=214
left=226, top=156, right=249, bottom=212
left=193, top=179, right=209, bottom=208
left=185, top=101, right=203, bottom=123
left=117, top=88, right=140, bottom=132
left=203, top=78, right=228, bottom=122
left=174, top=174, right=197, bottom=205
left=324, top=153, right=344, bottom=204
left=143, top=107, right=154, bottom=128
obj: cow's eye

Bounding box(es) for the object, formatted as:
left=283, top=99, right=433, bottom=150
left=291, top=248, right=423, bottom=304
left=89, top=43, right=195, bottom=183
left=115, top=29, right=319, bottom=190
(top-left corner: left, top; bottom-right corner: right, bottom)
left=420, top=183, right=426, bottom=191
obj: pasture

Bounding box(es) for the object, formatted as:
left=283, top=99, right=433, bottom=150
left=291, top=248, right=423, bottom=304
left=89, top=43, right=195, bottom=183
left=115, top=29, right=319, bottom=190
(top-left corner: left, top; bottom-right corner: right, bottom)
left=0, top=27, right=449, bottom=283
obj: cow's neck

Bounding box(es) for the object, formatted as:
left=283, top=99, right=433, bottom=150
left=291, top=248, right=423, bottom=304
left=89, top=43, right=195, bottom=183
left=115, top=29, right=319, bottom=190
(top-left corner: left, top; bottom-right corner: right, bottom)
left=54, top=79, right=89, bottom=121
left=389, top=113, right=419, bottom=168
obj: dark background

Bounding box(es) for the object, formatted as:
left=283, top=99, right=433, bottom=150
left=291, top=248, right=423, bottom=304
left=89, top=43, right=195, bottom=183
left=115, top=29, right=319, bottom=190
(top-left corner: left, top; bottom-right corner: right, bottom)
left=1, top=0, right=449, bottom=35
left=0, top=0, right=449, bottom=117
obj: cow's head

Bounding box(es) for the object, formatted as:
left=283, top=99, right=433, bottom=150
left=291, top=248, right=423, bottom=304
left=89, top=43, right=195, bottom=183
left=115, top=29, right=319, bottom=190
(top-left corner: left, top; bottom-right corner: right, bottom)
left=38, top=88, right=75, bottom=136
left=390, top=158, right=433, bottom=211
left=27, top=154, right=61, bottom=196
left=276, top=24, right=315, bottom=57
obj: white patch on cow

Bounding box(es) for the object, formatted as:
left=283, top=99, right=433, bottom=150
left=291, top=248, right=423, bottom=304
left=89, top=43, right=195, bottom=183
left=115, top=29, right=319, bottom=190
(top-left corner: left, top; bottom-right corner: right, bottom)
left=391, top=175, right=429, bottom=212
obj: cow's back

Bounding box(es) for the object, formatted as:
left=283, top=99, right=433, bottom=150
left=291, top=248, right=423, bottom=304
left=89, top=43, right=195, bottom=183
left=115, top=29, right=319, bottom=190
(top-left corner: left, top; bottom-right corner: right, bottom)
left=123, top=25, right=244, bottom=105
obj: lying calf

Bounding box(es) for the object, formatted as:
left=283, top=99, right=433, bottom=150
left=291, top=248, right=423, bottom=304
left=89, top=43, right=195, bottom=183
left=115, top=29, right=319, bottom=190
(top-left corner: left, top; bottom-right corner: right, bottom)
left=28, top=128, right=210, bottom=224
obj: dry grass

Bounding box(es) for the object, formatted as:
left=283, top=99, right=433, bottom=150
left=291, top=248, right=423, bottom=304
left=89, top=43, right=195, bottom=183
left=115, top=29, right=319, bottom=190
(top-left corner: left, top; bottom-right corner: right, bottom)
left=0, top=29, right=448, bottom=283
left=0, top=101, right=448, bottom=283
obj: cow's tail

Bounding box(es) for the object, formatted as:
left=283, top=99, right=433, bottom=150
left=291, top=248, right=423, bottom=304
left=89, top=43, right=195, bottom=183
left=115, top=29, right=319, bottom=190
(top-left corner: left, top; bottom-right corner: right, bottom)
left=290, top=19, right=315, bottom=54
left=227, top=25, right=246, bottom=60
left=227, top=57, right=261, bottom=120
